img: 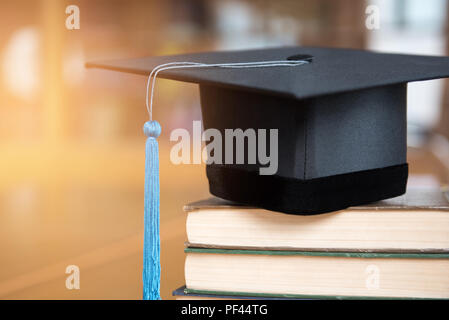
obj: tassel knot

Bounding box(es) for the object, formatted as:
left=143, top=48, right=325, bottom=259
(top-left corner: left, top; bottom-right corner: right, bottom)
left=143, top=120, right=161, bottom=138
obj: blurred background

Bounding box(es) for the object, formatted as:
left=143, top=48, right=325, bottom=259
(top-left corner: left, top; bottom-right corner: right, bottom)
left=1, top=0, right=448, bottom=299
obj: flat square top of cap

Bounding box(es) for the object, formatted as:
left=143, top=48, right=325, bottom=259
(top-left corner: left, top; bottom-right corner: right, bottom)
left=86, top=46, right=449, bottom=99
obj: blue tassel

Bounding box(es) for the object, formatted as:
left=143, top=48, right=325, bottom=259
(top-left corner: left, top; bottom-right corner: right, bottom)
left=142, top=120, right=161, bottom=300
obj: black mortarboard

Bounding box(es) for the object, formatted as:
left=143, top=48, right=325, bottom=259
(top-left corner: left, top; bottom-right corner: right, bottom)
left=87, top=46, right=449, bottom=214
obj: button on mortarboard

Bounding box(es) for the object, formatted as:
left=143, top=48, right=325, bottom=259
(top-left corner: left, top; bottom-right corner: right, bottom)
left=86, top=46, right=449, bottom=214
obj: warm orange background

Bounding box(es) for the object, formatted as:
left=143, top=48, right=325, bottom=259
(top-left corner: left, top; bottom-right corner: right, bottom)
left=0, top=0, right=448, bottom=299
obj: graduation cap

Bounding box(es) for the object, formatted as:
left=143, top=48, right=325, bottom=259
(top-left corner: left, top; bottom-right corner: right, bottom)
left=86, top=46, right=449, bottom=298
left=87, top=46, right=449, bottom=213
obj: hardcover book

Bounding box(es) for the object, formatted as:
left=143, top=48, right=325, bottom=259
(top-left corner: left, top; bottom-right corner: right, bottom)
left=184, top=248, right=449, bottom=299
left=184, top=188, right=449, bottom=252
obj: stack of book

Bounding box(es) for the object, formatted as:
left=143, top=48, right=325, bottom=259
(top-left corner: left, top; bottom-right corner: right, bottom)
left=173, top=188, right=449, bottom=300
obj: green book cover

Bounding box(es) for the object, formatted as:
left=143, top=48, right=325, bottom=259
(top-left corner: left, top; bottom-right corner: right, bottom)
left=185, top=247, right=449, bottom=259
